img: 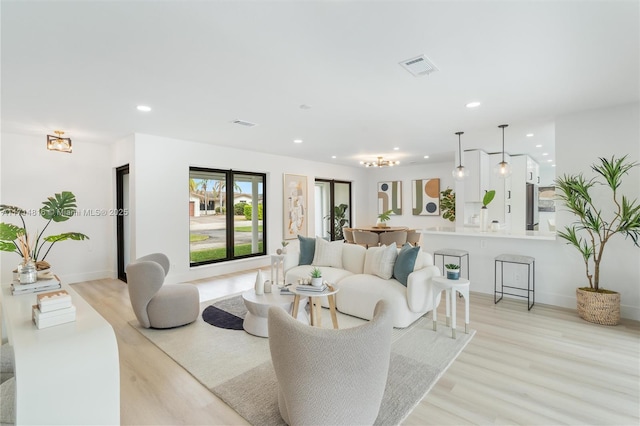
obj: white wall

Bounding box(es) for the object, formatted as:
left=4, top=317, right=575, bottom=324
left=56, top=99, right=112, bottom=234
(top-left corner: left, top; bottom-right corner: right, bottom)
left=365, top=160, right=458, bottom=233
left=0, top=133, right=115, bottom=283
left=132, top=133, right=368, bottom=284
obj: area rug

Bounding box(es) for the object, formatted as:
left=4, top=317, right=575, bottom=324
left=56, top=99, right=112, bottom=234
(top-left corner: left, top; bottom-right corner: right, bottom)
left=131, top=294, right=475, bottom=425
left=201, top=296, right=247, bottom=330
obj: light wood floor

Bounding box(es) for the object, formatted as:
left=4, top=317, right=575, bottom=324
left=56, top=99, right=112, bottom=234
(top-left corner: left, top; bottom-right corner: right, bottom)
left=71, top=270, right=640, bottom=426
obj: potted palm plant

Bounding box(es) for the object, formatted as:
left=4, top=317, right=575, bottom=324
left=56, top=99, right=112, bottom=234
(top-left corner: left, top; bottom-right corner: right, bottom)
left=555, top=155, right=640, bottom=325
left=376, top=209, right=392, bottom=228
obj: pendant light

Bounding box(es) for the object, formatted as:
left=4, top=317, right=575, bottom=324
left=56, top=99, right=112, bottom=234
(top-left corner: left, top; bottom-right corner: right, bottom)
left=494, top=124, right=512, bottom=178
left=452, top=131, right=468, bottom=181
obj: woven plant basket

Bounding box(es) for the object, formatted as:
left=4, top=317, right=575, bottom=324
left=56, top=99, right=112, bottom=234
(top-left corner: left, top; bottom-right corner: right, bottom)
left=576, top=288, right=620, bottom=326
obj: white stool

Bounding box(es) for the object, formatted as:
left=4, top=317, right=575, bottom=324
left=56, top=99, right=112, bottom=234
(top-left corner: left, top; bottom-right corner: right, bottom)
left=270, top=254, right=285, bottom=285
left=494, top=254, right=535, bottom=310
left=431, top=276, right=470, bottom=339
left=434, top=248, right=470, bottom=280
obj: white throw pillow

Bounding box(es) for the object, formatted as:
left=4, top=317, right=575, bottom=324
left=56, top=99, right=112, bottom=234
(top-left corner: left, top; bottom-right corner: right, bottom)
left=370, top=244, right=398, bottom=279
left=312, top=237, right=344, bottom=268
left=363, top=246, right=383, bottom=275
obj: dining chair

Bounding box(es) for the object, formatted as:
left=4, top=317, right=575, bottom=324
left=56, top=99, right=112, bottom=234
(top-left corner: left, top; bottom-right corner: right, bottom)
left=343, top=228, right=355, bottom=244
left=406, top=229, right=421, bottom=246
left=353, top=230, right=379, bottom=248
left=378, top=230, right=407, bottom=248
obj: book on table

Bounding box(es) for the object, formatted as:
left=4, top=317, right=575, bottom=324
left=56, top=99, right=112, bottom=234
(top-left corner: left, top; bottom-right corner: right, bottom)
left=37, top=289, right=73, bottom=312
left=32, top=304, right=76, bottom=329
left=296, top=284, right=328, bottom=292
left=10, top=275, right=62, bottom=295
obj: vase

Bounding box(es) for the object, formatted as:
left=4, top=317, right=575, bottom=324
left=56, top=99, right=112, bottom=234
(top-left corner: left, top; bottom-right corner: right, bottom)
left=254, top=270, right=264, bottom=295
left=446, top=269, right=460, bottom=280
left=311, top=277, right=323, bottom=287
left=576, top=287, right=620, bottom=325
left=19, top=260, right=37, bottom=284
left=479, top=207, right=489, bottom=232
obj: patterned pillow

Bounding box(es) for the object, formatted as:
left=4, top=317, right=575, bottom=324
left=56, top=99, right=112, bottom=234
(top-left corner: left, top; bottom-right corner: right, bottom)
left=298, top=235, right=316, bottom=265
left=393, top=243, right=421, bottom=286
left=312, top=237, right=343, bottom=268
left=370, top=244, right=398, bottom=280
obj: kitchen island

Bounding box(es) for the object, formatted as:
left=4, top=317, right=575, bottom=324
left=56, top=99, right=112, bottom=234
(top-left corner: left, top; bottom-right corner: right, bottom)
left=421, top=226, right=556, bottom=241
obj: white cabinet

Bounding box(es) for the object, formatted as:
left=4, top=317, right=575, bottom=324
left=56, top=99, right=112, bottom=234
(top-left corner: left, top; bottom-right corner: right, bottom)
left=527, top=156, right=540, bottom=184
left=463, top=150, right=490, bottom=203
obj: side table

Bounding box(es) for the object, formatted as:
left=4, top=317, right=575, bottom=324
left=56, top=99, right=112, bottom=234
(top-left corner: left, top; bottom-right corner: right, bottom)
left=270, top=254, right=285, bottom=285
left=289, top=284, right=339, bottom=329
left=431, top=276, right=470, bottom=339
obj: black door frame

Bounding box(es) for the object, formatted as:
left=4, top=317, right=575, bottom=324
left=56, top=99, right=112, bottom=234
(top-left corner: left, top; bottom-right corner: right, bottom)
left=315, top=179, right=352, bottom=241
left=116, top=164, right=129, bottom=282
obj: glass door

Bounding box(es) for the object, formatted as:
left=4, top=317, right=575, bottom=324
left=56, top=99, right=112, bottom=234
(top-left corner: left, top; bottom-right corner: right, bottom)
left=314, top=179, right=352, bottom=241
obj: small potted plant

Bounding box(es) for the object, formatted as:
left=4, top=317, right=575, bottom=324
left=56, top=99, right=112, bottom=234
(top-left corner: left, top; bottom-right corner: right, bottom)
left=309, top=267, right=323, bottom=287
left=445, top=263, right=461, bottom=280
left=376, top=209, right=393, bottom=228
left=281, top=240, right=289, bottom=254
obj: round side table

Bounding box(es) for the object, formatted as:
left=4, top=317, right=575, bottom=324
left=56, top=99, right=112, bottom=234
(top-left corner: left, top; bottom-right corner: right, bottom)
left=288, top=284, right=340, bottom=329
left=431, top=276, right=470, bottom=339
left=242, top=289, right=308, bottom=337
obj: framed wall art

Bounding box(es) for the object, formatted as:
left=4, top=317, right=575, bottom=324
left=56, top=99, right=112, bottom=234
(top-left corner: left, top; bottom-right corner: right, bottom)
left=283, top=174, right=308, bottom=239
left=412, top=178, right=440, bottom=215
left=377, top=181, right=402, bottom=215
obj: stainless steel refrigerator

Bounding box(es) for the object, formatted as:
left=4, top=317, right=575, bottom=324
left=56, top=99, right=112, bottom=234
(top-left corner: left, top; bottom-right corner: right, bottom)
left=526, top=183, right=539, bottom=230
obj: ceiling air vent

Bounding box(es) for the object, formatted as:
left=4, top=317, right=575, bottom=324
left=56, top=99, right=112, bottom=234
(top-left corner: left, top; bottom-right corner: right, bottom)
left=231, top=119, right=257, bottom=127
left=399, top=55, right=439, bottom=77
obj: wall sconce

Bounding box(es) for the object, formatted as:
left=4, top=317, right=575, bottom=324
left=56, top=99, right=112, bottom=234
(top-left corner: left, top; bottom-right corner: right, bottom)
left=452, top=131, right=469, bottom=181
left=360, top=156, right=400, bottom=168
left=47, top=130, right=72, bottom=153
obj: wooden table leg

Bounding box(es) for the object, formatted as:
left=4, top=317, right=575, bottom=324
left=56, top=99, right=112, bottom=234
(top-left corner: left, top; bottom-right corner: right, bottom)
left=328, top=294, right=339, bottom=329
left=314, top=297, right=322, bottom=327
left=292, top=295, right=300, bottom=319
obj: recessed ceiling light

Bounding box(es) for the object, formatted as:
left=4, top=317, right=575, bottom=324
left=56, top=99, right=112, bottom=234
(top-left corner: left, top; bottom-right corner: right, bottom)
left=536, top=144, right=542, bottom=148
left=547, top=159, right=553, bottom=163
left=542, top=152, right=549, bottom=156
left=465, top=101, right=481, bottom=108
left=393, top=147, right=400, bottom=151
left=137, top=105, right=151, bottom=112
left=423, top=155, right=430, bottom=159
left=526, top=133, right=534, bottom=137
left=293, top=139, right=303, bottom=144
left=331, top=155, right=336, bottom=159
left=552, top=164, right=556, bottom=167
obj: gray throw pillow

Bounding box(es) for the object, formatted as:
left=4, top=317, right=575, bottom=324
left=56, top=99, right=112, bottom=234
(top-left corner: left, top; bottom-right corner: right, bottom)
left=298, top=235, right=316, bottom=265
left=393, top=243, right=420, bottom=286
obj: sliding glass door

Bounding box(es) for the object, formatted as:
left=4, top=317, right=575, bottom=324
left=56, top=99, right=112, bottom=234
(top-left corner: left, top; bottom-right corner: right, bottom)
left=314, top=179, right=352, bottom=241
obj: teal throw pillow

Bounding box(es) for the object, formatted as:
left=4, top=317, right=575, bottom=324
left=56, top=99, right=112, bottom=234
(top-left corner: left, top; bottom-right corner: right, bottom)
left=393, top=243, right=420, bottom=286
left=298, top=235, right=316, bottom=265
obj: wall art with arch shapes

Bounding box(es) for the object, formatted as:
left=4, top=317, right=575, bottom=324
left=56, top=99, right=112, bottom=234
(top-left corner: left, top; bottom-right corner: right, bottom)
left=412, top=178, right=440, bottom=216
left=377, top=181, right=402, bottom=215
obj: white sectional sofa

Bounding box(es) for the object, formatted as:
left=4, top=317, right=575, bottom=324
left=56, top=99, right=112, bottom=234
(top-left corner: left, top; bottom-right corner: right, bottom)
left=283, top=237, right=442, bottom=328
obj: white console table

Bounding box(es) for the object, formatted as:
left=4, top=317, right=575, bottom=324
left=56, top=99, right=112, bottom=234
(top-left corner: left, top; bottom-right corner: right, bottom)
left=1, top=282, right=120, bottom=425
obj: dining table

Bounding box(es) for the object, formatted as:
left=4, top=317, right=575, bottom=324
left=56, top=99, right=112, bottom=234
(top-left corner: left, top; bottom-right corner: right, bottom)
left=353, top=226, right=409, bottom=233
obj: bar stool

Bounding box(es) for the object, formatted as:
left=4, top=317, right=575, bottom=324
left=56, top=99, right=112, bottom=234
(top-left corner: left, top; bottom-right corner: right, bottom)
left=494, top=254, right=535, bottom=310
left=434, top=248, right=470, bottom=279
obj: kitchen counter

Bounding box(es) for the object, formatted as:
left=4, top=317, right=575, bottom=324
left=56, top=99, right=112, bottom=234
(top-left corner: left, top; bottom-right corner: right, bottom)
left=420, top=226, right=556, bottom=241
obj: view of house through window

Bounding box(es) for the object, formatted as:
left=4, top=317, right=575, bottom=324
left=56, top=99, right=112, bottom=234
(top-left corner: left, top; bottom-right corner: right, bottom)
left=189, top=167, right=266, bottom=265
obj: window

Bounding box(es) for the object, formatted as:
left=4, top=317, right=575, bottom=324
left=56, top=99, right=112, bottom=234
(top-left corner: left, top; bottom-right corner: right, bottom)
left=189, top=167, right=266, bottom=266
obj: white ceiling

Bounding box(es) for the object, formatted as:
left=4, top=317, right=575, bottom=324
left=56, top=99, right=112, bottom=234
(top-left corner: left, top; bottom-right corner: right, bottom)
left=2, top=1, right=638, bottom=170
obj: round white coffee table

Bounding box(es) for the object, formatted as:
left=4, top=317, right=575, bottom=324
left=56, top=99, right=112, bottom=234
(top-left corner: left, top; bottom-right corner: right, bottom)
left=242, top=289, right=308, bottom=337
left=288, top=284, right=340, bottom=329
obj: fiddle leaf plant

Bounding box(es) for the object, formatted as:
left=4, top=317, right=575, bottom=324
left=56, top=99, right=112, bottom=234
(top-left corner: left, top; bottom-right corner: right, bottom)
left=440, top=187, right=455, bottom=222
left=324, top=203, right=349, bottom=240
left=0, top=191, right=89, bottom=262
left=554, top=155, right=640, bottom=292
